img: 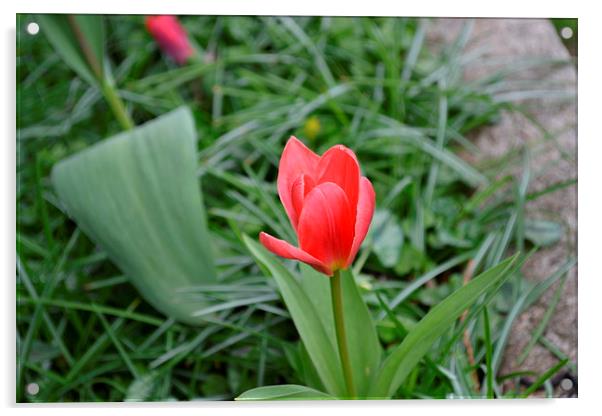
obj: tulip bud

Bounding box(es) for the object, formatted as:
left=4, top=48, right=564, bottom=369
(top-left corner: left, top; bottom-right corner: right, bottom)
left=145, top=15, right=194, bottom=65
left=260, top=137, right=375, bottom=276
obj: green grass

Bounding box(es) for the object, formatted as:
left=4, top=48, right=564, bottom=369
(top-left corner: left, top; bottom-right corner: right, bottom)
left=16, top=15, right=576, bottom=401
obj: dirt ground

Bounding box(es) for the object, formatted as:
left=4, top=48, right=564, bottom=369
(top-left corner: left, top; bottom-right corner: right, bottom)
left=427, top=18, right=577, bottom=397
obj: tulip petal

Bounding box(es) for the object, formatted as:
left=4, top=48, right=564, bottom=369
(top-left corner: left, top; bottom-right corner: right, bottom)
left=346, top=177, right=376, bottom=267
left=316, top=145, right=361, bottom=222
left=291, top=174, right=316, bottom=221
left=297, top=182, right=354, bottom=272
left=259, top=232, right=332, bottom=275
left=277, top=137, right=320, bottom=230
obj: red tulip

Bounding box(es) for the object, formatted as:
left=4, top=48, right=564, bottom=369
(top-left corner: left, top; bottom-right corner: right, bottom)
left=260, top=137, right=375, bottom=276
left=145, top=15, right=194, bottom=65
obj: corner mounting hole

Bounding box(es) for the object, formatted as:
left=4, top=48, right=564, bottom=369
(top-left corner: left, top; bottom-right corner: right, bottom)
left=26, top=22, right=40, bottom=35
left=560, top=27, right=573, bottom=40
left=26, top=382, right=40, bottom=395
left=560, top=377, right=573, bottom=391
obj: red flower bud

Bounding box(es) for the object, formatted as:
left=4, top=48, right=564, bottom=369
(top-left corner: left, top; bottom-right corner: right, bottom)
left=145, top=15, right=194, bottom=65
left=260, top=137, right=375, bottom=276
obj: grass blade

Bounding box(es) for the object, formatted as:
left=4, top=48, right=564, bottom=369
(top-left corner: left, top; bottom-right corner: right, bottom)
left=519, top=359, right=568, bottom=398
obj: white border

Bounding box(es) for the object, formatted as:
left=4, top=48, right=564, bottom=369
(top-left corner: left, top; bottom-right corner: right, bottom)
left=4, top=1, right=600, bottom=415
left=10, top=0, right=581, bottom=18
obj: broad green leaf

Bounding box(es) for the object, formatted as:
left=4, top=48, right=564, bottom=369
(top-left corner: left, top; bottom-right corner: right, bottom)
left=298, top=265, right=335, bottom=344
left=368, top=253, right=519, bottom=398
left=242, top=235, right=346, bottom=397
left=37, top=14, right=105, bottom=85
left=52, top=107, right=217, bottom=325
left=236, top=384, right=333, bottom=401
left=299, top=265, right=381, bottom=397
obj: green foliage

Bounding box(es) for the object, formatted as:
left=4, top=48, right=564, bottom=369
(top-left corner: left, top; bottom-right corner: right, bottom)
left=241, top=236, right=518, bottom=399
left=369, top=254, right=519, bottom=398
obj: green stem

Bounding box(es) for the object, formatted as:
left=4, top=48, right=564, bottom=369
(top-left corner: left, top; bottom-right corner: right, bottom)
left=67, top=15, right=103, bottom=80
left=67, top=14, right=134, bottom=131
left=101, top=80, right=134, bottom=130
left=330, top=269, right=356, bottom=399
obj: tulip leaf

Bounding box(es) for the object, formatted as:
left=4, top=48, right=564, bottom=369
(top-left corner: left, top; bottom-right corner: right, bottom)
left=52, top=107, right=217, bottom=325
left=282, top=341, right=326, bottom=392
left=298, top=265, right=334, bottom=339
left=368, top=253, right=520, bottom=398
left=299, top=265, right=381, bottom=397
left=236, top=384, right=333, bottom=400
left=242, top=235, right=346, bottom=397
left=38, top=14, right=105, bottom=85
